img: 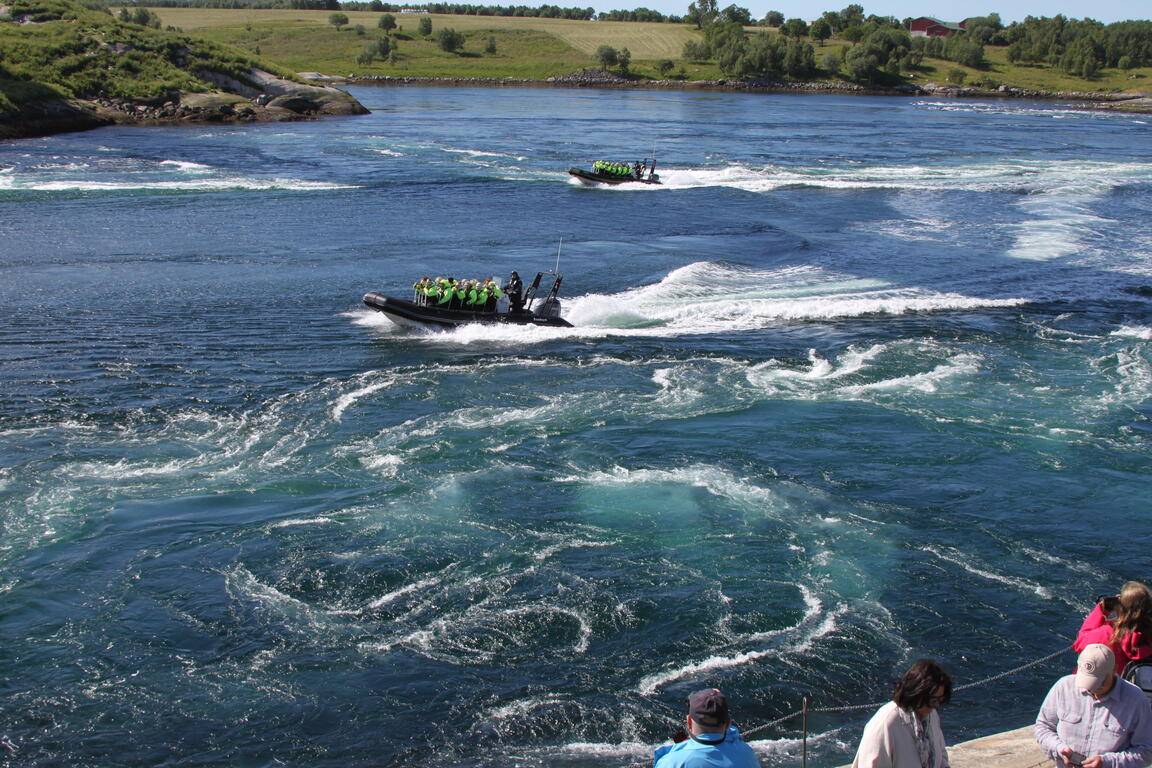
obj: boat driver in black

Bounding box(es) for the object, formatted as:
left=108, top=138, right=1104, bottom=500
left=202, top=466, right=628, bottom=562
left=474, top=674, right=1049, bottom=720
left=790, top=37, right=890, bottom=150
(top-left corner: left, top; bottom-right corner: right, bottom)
left=505, top=271, right=524, bottom=312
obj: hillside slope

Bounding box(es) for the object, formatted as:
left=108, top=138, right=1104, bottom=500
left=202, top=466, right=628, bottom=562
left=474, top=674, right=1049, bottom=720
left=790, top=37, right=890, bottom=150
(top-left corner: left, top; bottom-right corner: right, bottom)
left=0, top=0, right=367, bottom=139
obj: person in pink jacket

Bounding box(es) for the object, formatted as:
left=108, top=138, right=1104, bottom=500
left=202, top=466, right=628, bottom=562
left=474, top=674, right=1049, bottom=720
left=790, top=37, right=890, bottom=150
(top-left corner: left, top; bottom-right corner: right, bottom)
left=1073, top=580, right=1152, bottom=676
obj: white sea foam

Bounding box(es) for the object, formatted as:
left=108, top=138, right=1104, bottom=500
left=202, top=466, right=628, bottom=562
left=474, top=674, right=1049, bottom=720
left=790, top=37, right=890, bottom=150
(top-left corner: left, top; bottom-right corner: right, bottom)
left=836, top=351, right=982, bottom=396
left=159, top=160, right=212, bottom=172
left=442, top=147, right=528, bottom=162
left=1113, top=325, right=1152, bottom=340
left=269, top=516, right=339, bottom=530
left=636, top=607, right=841, bottom=694
left=921, top=544, right=1056, bottom=601
left=368, top=576, right=441, bottom=609
left=559, top=464, right=773, bottom=512
left=611, top=158, right=1152, bottom=197
left=331, top=373, right=395, bottom=421
left=22, top=177, right=356, bottom=192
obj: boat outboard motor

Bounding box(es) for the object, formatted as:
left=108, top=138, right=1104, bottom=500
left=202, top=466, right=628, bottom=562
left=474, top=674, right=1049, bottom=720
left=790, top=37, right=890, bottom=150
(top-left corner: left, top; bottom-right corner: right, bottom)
left=534, top=275, right=564, bottom=319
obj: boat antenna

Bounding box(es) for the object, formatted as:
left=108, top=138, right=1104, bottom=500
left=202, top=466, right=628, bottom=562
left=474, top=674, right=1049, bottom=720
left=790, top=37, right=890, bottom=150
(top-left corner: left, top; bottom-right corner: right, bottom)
left=555, top=237, right=563, bottom=273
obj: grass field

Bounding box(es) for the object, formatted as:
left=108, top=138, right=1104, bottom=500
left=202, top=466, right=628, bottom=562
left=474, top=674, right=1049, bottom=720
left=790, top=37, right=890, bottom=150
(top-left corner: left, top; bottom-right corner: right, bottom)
left=134, top=8, right=1152, bottom=92
left=145, top=8, right=709, bottom=78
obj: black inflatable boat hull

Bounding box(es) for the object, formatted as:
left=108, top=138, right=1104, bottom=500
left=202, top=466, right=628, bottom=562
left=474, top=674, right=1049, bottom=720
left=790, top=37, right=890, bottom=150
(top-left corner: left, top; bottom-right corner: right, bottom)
left=363, top=293, right=574, bottom=329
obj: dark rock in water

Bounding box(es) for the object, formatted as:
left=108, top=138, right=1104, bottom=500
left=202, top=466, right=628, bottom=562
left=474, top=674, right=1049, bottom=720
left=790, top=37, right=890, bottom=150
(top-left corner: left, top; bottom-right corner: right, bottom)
left=1122, top=285, right=1152, bottom=297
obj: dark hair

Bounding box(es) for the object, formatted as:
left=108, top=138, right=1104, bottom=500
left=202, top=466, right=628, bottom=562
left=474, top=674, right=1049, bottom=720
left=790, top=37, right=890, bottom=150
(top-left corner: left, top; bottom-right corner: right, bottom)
left=892, top=659, right=952, bottom=711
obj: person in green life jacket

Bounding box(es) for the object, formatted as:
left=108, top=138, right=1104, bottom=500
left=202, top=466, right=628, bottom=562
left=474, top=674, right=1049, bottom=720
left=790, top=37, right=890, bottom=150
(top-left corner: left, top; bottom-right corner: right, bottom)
left=437, top=278, right=455, bottom=306
left=413, top=277, right=432, bottom=304
left=423, top=278, right=441, bottom=304
left=452, top=280, right=468, bottom=310
left=486, top=278, right=503, bottom=312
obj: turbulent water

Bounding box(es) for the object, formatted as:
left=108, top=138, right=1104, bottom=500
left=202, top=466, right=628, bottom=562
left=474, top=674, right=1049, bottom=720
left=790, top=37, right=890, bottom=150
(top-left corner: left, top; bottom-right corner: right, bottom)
left=1, top=86, right=1151, bottom=767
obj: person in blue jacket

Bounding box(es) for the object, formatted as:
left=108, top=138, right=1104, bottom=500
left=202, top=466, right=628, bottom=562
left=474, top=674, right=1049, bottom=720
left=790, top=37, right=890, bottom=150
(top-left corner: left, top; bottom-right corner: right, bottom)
left=653, top=688, right=760, bottom=768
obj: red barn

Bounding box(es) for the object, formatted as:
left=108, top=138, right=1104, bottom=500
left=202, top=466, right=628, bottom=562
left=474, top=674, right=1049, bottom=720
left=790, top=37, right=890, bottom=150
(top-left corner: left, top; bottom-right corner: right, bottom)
left=909, top=17, right=965, bottom=37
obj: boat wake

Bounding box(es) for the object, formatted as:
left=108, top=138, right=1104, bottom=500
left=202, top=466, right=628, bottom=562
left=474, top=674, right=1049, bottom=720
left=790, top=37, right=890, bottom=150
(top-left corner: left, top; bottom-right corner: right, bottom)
left=348, top=261, right=1028, bottom=341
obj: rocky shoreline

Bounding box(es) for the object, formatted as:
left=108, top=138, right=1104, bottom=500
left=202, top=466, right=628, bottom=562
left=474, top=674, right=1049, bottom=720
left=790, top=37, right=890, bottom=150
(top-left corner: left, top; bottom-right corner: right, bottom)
left=331, top=68, right=1152, bottom=113
left=0, top=69, right=369, bottom=141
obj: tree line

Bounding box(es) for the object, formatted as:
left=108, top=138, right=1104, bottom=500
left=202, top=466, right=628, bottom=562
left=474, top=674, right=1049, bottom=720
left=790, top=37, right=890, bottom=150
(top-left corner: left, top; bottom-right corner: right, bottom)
left=99, top=0, right=1152, bottom=83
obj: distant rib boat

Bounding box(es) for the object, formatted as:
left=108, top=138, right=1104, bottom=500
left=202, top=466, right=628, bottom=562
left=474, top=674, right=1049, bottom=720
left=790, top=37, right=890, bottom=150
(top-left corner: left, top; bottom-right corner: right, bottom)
left=568, top=158, right=660, bottom=186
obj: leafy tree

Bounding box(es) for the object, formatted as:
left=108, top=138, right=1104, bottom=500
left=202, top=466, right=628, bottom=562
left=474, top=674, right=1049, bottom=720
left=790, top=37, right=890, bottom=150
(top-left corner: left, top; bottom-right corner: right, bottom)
left=781, top=17, right=808, bottom=38
left=720, top=4, right=751, bottom=25
left=728, top=30, right=781, bottom=77
left=682, top=39, right=710, bottom=60
left=685, top=0, right=718, bottom=29
left=963, top=13, right=1004, bottom=45
left=838, top=4, right=865, bottom=29
left=946, top=67, right=967, bottom=84
left=120, top=7, right=162, bottom=29
left=617, top=46, right=632, bottom=73
left=706, top=20, right=748, bottom=74
left=368, top=0, right=383, bottom=9
left=596, top=44, right=619, bottom=69
left=822, top=50, right=841, bottom=74
left=437, top=27, right=465, bottom=52
left=375, top=35, right=394, bottom=57
left=782, top=37, right=815, bottom=76
left=329, top=12, right=349, bottom=28
left=809, top=18, right=832, bottom=45
left=485, top=35, right=497, bottom=53
left=843, top=42, right=883, bottom=82
left=378, top=13, right=397, bottom=31
left=840, top=24, right=867, bottom=43
left=944, top=35, right=985, bottom=67
left=354, top=24, right=367, bottom=35
left=657, top=59, right=675, bottom=76
left=763, top=10, right=784, bottom=27
left=418, top=16, right=432, bottom=36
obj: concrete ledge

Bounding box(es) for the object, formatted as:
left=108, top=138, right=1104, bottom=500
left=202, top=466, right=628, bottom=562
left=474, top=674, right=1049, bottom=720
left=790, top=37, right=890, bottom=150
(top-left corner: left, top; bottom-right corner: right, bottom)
left=839, top=725, right=1049, bottom=768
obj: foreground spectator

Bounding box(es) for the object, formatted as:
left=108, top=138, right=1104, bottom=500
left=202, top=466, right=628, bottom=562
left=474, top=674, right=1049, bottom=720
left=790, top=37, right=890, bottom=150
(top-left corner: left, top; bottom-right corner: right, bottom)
left=653, top=688, right=760, bottom=768
left=1074, top=581, right=1152, bottom=677
left=1036, top=643, right=1152, bottom=768
left=852, top=658, right=952, bottom=768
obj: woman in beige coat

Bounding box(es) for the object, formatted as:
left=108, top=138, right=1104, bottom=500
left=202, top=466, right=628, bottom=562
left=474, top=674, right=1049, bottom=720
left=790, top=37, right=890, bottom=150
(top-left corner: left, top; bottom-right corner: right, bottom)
left=852, top=659, right=953, bottom=768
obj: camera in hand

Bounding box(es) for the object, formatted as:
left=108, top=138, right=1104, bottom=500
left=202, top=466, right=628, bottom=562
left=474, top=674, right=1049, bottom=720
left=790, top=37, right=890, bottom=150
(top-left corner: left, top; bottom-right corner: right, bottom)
left=1097, top=594, right=1120, bottom=613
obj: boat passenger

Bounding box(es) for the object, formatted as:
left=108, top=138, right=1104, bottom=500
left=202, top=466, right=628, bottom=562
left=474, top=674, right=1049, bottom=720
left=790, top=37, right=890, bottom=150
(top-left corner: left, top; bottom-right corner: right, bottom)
left=452, top=281, right=468, bottom=310
left=488, top=280, right=503, bottom=312
left=505, top=271, right=524, bottom=312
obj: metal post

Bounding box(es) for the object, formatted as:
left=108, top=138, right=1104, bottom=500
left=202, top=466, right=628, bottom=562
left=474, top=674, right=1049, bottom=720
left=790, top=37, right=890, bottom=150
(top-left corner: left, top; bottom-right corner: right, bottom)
left=802, top=696, right=809, bottom=768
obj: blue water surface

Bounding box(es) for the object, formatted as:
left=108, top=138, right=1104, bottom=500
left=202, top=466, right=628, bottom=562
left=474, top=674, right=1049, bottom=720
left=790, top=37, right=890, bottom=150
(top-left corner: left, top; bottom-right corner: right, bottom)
left=1, top=86, right=1151, bottom=767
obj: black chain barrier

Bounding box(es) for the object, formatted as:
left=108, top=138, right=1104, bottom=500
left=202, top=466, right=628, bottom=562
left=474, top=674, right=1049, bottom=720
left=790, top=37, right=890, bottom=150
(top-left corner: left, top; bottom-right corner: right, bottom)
left=737, top=644, right=1069, bottom=741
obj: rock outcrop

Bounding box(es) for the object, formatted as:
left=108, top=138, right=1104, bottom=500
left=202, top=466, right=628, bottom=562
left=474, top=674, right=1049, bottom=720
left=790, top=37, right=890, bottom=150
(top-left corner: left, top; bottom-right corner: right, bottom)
left=0, top=68, right=368, bottom=140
